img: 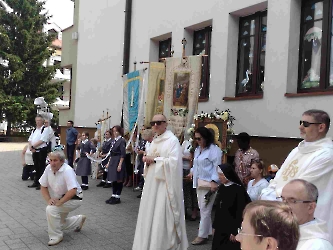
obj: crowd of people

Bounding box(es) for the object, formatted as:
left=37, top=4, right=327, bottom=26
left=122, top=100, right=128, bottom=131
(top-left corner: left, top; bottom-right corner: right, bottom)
left=21, top=109, right=333, bottom=250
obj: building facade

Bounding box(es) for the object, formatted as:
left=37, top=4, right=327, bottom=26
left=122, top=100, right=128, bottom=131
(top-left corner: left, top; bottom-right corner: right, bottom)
left=61, top=0, right=333, bottom=166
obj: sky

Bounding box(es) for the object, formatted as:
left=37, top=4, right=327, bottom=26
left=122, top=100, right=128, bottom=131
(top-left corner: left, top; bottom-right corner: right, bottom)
left=42, top=0, right=74, bottom=30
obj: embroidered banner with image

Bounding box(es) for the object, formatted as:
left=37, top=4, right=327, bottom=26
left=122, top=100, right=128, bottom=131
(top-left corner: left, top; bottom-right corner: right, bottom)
left=144, top=62, right=166, bottom=127
left=164, top=56, right=202, bottom=138
left=123, top=69, right=146, bottom=135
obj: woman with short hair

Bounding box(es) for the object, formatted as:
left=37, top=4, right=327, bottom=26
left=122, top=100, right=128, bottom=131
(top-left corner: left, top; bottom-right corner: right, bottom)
left=236, top=200, right=300, bottom=250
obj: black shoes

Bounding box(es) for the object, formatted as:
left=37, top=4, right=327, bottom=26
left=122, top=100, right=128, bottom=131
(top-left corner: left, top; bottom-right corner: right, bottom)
left=81, top=186, right=89, bottom=190
left=103, top=183, right=112, bottom=188
left=137, top=193, right=142, bottom=198
left=96, top=181, right=105, bottom=187
left=105, top=197, right=121, bottom=205
left=28, top=183, right=38, bottom=188
left=36, top=186, right=41, bottom=190
left=111, top=198, right=121, bottom=205
left=105, top=197, right=115, bottom=204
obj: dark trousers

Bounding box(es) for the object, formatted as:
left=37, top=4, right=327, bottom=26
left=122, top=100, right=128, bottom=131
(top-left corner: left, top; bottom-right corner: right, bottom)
left=22, top=164, right=35, bottom=180
left=81, top=176, right=88, bottom=185
left=138, top=175, right=145, bottom=188
left=32, top=148, right=48, bottom=186
left=66, top=143, right=76, bottom=167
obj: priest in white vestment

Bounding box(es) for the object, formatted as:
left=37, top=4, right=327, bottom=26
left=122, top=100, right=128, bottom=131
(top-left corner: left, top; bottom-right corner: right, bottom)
left=132, top=114, right=188, bottom=250
left=260, top=110, right=333, bottom=244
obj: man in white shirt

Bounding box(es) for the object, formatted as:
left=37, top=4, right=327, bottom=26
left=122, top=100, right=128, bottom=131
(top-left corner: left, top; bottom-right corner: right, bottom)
left=260, top=109, right=333, bottom=243
left=28, top=114, right=49, bottom=190
left=281, top=179, right=333, bottom=250
left=39, top=150, right=86, bottom=246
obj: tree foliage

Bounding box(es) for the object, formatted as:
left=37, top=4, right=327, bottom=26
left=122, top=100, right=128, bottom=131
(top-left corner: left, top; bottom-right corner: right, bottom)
left=0, top=0, right=61, bottom=134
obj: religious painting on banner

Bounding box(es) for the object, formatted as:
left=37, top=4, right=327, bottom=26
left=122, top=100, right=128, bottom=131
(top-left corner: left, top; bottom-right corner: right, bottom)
left=123, top=70, right=145, bottom=135
left=164, top=56, right=202, bottom=139
left=173, top=72, right=189, bottom=106
left=145, top=62, right=166, bottom=128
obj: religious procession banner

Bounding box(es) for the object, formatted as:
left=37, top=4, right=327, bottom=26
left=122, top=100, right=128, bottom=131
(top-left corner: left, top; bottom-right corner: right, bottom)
left=144, top=62, right=166, bottom=128
left=164, top=56, right=202, bottom=138
left=122, top=69, right=146, bottom=136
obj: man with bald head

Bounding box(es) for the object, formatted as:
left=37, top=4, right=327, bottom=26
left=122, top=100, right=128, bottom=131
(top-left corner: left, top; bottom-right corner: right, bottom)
left=281, top=179, right=333, bottom=250
left=133, top=114, right=188, bottom=250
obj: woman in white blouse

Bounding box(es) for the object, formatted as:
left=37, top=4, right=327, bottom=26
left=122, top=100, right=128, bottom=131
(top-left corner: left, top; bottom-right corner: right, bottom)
left=247, top=159, right=269, bottom=201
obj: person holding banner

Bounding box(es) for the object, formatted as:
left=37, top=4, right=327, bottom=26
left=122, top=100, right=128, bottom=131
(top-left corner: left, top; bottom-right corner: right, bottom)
left=96, top=130, right=113, bottom=188
left=105, top=125, right=127, bottom=205
left=133, top=114, right=188, bottom=250
left=75, top=132, right=96, bottom=190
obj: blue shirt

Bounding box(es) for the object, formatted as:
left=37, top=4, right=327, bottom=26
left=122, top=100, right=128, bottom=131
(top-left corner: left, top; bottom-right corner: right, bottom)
left=66, top=127, right=78, bottom=145
left=192, top=144, right=222, bottom=188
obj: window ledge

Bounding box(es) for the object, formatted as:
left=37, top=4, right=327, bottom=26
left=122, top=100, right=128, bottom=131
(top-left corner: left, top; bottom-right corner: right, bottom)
left=223, top=95, right=263, bottom=101
left=199, top=97, right=209, bottom=102
left=284, top=92, right=333, bottom=98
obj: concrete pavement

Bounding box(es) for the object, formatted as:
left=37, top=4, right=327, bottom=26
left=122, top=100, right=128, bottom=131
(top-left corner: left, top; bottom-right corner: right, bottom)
left=0, top=143, right=210, bottom=250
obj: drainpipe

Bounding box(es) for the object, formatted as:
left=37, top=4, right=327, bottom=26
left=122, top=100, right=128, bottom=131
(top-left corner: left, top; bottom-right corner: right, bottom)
left=122, top=0, right=132, bottom=75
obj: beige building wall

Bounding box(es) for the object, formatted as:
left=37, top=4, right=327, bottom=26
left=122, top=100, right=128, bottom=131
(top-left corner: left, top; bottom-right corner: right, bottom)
left=61, top=0, right=333, bottom=140
left=60, top=0, right=80, bottom=126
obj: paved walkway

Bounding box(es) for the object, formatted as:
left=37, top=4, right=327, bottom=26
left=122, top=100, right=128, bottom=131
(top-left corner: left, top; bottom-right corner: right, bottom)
left=0, top=143, right=210, bottom=250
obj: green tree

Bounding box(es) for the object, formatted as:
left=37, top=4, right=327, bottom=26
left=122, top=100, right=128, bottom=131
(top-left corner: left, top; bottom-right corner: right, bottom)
left=0, top=0, right=61, bottom=135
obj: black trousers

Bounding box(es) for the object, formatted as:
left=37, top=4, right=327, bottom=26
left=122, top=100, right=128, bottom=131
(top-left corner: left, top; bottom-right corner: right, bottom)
left=22, top=164, right=35, bottom=180
left=32, top=148, right=48, bottom=185
left=66, top=143, right=76, bottom=167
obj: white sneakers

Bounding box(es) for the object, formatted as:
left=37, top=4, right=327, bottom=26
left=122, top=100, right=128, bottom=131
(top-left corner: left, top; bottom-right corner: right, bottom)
left=74, top=215, right=86, bottom=232
left=48, top=215, right=86, bottom=246
left=48, top=237, right=63, bottom=246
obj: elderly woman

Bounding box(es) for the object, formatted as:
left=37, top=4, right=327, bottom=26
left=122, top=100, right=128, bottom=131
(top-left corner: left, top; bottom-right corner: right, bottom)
left=236, top=200, right=300, bottom=250
left=247, top=159, right=269, bottom=201
left=189, top=126, right=222, bottom=245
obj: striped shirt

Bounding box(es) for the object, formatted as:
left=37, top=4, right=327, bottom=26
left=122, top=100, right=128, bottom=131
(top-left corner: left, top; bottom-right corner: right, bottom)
left=192, top=144, right=222, bottom=188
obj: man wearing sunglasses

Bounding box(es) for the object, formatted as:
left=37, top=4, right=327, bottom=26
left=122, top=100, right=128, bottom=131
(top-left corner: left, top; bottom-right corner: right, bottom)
left=261, top=109, right=333, bottom=244
left=281, top=179, right=333, bottom=250
left=133, top=114, right=188, bottom=250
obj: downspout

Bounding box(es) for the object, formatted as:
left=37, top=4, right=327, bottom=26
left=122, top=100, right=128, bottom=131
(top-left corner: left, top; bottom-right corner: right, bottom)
left=122, top=0, right=132, bottom=75
left=121, top=0, right=132, bottom=127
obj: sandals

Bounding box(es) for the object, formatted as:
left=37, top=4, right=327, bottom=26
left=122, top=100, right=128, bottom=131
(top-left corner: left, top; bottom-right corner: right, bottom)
left=191, top=237, right=208, bottom=245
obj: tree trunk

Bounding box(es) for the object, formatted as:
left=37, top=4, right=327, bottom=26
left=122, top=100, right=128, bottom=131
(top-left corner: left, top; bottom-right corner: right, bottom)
left=6, top=120, right=11, bottom=136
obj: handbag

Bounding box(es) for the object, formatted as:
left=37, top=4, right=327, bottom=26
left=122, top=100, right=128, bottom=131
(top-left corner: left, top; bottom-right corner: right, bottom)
left=198, top=179, right=211, bottom=189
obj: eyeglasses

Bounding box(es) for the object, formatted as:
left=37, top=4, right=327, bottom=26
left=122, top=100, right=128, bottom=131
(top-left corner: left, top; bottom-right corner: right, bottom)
left=194, top=137, right=201, bottom=141
left=276, top=196, right=317, bottom=204
left=300, top=120, right=322, bottom=127
left=237, top=228, right=263, bottom=237
left=149, top=121, right=166, bottom=126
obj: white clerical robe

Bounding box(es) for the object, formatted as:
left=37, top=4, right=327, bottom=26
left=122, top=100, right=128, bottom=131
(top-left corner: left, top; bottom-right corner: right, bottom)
left=260, top=137, right=333, bottom=244
left=132, top=130, right=188, bottom=250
